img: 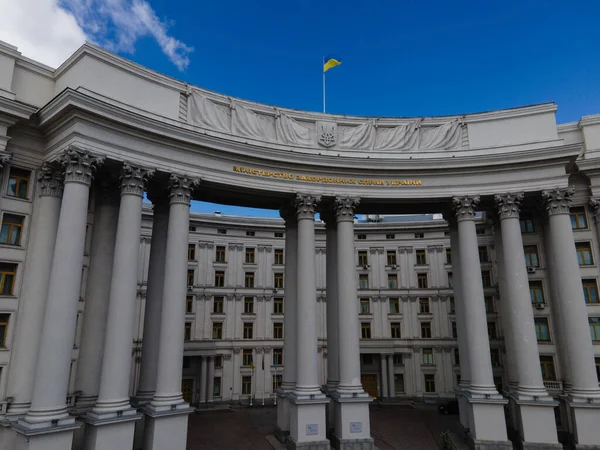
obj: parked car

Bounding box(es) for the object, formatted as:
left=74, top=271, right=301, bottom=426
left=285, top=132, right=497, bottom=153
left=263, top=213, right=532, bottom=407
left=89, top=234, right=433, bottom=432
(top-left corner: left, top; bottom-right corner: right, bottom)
left=438, top=399, right=459, bottom=415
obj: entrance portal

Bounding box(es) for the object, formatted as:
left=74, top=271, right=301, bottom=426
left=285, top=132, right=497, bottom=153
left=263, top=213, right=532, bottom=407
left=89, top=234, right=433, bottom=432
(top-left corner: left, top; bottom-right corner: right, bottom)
left=361, top=374, right=378, bottom=399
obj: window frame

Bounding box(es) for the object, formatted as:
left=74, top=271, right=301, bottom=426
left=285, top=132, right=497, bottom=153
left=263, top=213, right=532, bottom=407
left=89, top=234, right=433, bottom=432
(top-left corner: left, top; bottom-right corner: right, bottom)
left=529, top=280, right=545, bottom=304
left=583, top=279, right=599, bottom=304
left=215, top=246, right=226, bottom=262
left=415, top=249, right=427, bottom=265
left=575, top=242, right=594, bottom=266
left=358, top=250, right=368, bottom=266
left=244, top=272, right=255, bottom=288
left=387, top=250, right=397, bottom=266
left=390, top=322, right=401, bottom=338
left=534, top=317, right=551, bottom=342
left=358, top=274, right=369, bottom=290
left=570, top=206, right=588, bottom=230
left=0, top=213, right=24, bottom=246
left=359, top=297, right=370, bottom=314
left=213, top=296, right=224, bottom=313
left=273, top=322, right=283, bottom=339
left=387, top=273, right=398, bottom=289
left=274, top=249, right=284, bottom=265
left=243, top=297, right=254, bottom=314
left=424, top=374, right=436, bottom=393
left=539, top=355, right=557, bottom=381
left=212, top=322, right=223, bottom=339
left=421, top=321, right=432, bottom=338
left=185, top=295, right=193, bottom=314
left=478, top=246, right=489, bottom=263
left=188, top=243, right=196, bottom=261
left=245, top=248, right=256, bottom=264
left=419, top=297, right=430, bottom=314
left=273, top=297, right=284, bottom=314
left=243, top=322, right=254, bottom=339
left=7, top=167, right=31, bottom=200
left=0, top=263, right=17, bottom=296
left=389, top=297, right=400, bottom=314
left=523, top=245, right=540, bottom=268
left=422, top=348, right=434, bottom=365
left=0, top=313, right=9, bottom=347
left=274, top=272, right=284, bottom=289
left=360, top=322, right=371, bottom=339
left=590, top=317, right=600, bottom=341
left=417, top=273, right=428, bottom=289
left=242, top=349, right=253, bottom=367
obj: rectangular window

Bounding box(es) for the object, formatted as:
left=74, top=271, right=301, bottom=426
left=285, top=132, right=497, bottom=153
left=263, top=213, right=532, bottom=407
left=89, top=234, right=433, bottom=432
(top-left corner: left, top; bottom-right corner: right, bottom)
left=448, top=272, right=453, bottom=288
left=481, top=271, right=492, bottom=288
left=454, top=349, right=460, bottom=365
left=0, top=314, right=9, bottom=347
left=415, top=232, right=424, bottom=239
left=0, top=263, right=16, bottom=295
left=246, top=231, right=255, bottom=237
left=357, top=234, right=366, bottom=240
left=217, top=229, right=227, bottom=235
left=524, top=245, right=540, bottom=267
left=273, top=348, right=283, bottom=366
left=273, top=322, right=283, bottom=339
left=242, top=349, right=253, bottom=366
left=490, top=348, right=501, bottom=367
left=215, top=355, right=223, bottom=368
left=478, top=246, right=489, bottom=263
left=273, top=297, right=284, bottom=314
left=590, top=317, right=600, bottom=341
left=394, top=374, right=405, bottom=393
left=358, top=250, right=368, bottom=266
left=393, top=354, right=403, bottom=365
left=535, top=317, right=550, bottom=342
left=476, top=227, right=486, bottom=235
left=245, top=248, right=256, bottom=264
left=243, top=322, right=253, bottom=339
left=273, top=374, right=283, bottom=391
left=445, top=248, right=452, bottom=265
left=520, top=215, right=535, bottom=233
left=417, top=273, right=428, bottom=289
left=244, top=297, right=254, bottom=314
left=487, top=322, right=497, bottom=340
left=213, top=296, right=224, bottom=313
left=274, top=249, right=284, bottom=265
left=390, top=322, right=401, bottom=338
left=186, top=295, right=193, bottom=313
left=359, top=274, right=369, bottom=290
left=242, top=376, right=252, bottom=395
left=245, top=272, right=255, bottom=288
left=424, top=374, right=436, bottom=393
left=419, top=297, right=430, bottom=314
left=583, top=279, right=599, bottom=304
left=529, top=281, right=545, bottom=304
left=387, top=250, right=397, bottom=266
left=189, top=226, right=196, bottom=232
left=7, top=168, right=30, bottom=199
left=386, top=234, right=395, bottom=240
left=451, top=321, right=457, bottom=339
left=360, top=298, right=370, bottom=314
left=360, top=322, right=371, bottom=339
left=576, top=242, right=594, bottom=266
left=389, top=297, right=400, bottom=314
left=187, top=269, right=194, bottom=287
left=188, top=244, right=196, bottom=260
left=415, top=249, right=427, bottom=265
left=595, top=357, right=600, bottom=382
left=214, top=377, right=221, bottom=396
left=215, top=246, right=226, bottom=262
left=539, top=355, right=556, bottom=381
left=570, top=206, right=588, bottom=229
left=421, top=322, right=432, bottom=338
left=449, top=297, right=455, bottom=314
left=274, top=273, right=284, bottom=289
left=422, top=348, right=434, bottom=365
left=387, top=274, right=398, bottom=289
left=184, top=323, right=192, bottom=341
left=0, top=214, right=24, bottom=246
left=212, top=322, right=223, bottom=339
left=484, top=296, right=494, bottom=313
left=275, top=232, right=284, bottom=238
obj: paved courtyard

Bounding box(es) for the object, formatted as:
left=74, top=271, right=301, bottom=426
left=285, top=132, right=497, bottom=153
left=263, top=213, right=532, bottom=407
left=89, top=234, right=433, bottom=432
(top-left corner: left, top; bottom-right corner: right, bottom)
left=186, top=404, right=462, bottom=450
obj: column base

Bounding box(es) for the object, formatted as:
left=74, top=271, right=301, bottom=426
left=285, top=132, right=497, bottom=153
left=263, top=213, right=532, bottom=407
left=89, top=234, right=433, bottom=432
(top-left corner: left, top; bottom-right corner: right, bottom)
left=466, top=397, right=510, bottom=443
left=330, top=392, right=373, bottom=449
left=12, top=420, right=81, bottom=450
left=141, top=406, right=193, bottom=450
left=509, top=397, right=560, bottom=447
left=131, top=397, right=150, bottom=450
left=288, top=393, right=329, bottom=448
left=81, top=414, right=141, bottom=450
left=275, top=390, right=291, bottom=444
left=568, top=401, right=600, bottom=447
left=466, top=435, right=513, bottom=450
left=455, top=387, right=472, bottom=432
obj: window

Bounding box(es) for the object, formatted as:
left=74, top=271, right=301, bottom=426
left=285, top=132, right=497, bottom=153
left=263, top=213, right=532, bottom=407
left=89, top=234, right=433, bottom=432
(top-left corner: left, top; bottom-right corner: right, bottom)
left=242, top=376, right=252, bottom=395
left=212, top=322, right=223, bottom=339
left=421, top=322, right=432, bottom=338
left=481, top=271, right=492, bottom=288
left=217, top=229, right=227, bottom=235
left=390, top=322, right=401, bottom=338
left=244, top=297, right=254, bottom=314
left=478, top=246, right=490, bottom=263
left=451, top=322, right=457, bottom=339
left=184, top=323, right=192, bottom=341
left=189, top=226, right=196, bottom=232
left=274, top=249, right=284, bottom=265
left=246, top=231, right=255, bottom=237
left=245, top=272, right=255, bottom=288
left=386, top=234, right=395, bottom=240
left=454, top=349, right=460, bottom=365
left=358, top=250, right=368, bottom=266
left=387, top=250, right=397, bottom=266
left=529, top=281, right=545, bottom=304
left=0, top=314, right=8, bottom=347
left=275, top=232, right=284, bottom=238
left=188, top=244, right=196, bottom=260
left=273, top=374, right=283, bottom=391
left=576, top=242, right=594, bottom=266
left=186, top=296, right=193, bottom=313
left=273, top=297, right=284, bottom=314
left=360, top=323, right=371, bottom=339
left=539, top=356, right=556, bottom=381
left=274, top=273, right=284, bottom=289
left=215, top=246, right=226, bottom=262
left=213, top=296, right=224, bottom=313
left=243, top=322, right=253, bottom=339
left=449, top=297, right=455, bottom=314
left=273, top=322, right=283, bottom=339
left=0, top=214, right=24, bottom=246
left=214, top=377, right=221, bottom=397
left=389, top=297, right=400, bottom=314
left=484, top=296, right=494, bottom=313
left=424, top=374, right=436, bottom=393
left=524, top=245, right=540, bottom=267
left=273, top=349, right=283, bottom=366
left=419, top=297, right=430, bottom=314
left=535, top=317, right=550, bottom=342
left=487, top=322, right=497, bottom=340
left=422, top=348, right=434, bottom=365
left=417, top=273, right=428, bottom=289
left=387, top=274, right=398, bottom=289
left=214, top=271, right=225, bottom=287
left=215, top=355, right=223, bottom=368
left=187, top=270, right=194, bottom=287
left=416, top=249, right=427, bottom=265
left=245, top=248, right=256, bottom=264
left=476, top=227, right=486, bottom=235
left=360, top=298, right=370, bottom=314
left=415, top=232, right=424, bottom=239
left=448, top=272, right=453, bottom=288
left=359, top=274, right=369, bottom=290
left=596, top=357, right=600, bottom=382
left=357, top=234, right=366, bottom=240
left=490, top=348, right=501, bottom=367
left=0, top=263, right=16, bottom=295
left=520, top=215, right=535, bottom=233
left=590, top=317, right=600, bottom=341
left=445, top=249, right=452, bottom=265
left=394, top=374, right=405, bottom=393
left=583, top=279, right=599, bottom=304
left=7, top=168, right=30, bottom=199
left=393, top=354, right=403, bottom=365
left=242, top=349, right=253, bottom=366
left=570, top=206, right=588, bottom=229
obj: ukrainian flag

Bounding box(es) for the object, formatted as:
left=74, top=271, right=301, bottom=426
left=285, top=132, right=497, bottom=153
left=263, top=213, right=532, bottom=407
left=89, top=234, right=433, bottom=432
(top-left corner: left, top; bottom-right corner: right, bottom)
left=324, top=55, right=342, bottom=72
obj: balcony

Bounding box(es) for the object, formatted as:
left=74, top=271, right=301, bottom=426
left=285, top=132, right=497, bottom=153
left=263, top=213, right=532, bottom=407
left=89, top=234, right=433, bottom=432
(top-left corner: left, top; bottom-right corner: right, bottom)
left=543, top=380, right=563, bottom=393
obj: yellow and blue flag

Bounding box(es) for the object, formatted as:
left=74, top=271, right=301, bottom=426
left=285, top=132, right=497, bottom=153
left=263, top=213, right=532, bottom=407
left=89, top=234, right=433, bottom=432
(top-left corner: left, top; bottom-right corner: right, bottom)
left=324, top=55, right=342, bottom=72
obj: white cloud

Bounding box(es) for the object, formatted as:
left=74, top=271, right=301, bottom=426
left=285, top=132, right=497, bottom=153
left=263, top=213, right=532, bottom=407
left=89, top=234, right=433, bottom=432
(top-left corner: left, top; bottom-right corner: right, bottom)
left=0, top=0, right=192, bottom=70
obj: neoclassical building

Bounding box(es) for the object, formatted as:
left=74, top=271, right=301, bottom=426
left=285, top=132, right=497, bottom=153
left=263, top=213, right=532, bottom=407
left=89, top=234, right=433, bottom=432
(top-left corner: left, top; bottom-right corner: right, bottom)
left=0, top=38, right=598, bottom=450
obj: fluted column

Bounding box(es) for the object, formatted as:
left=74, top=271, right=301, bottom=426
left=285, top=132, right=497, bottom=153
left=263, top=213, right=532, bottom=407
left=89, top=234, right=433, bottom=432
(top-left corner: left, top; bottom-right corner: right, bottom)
left=380, top=356, right=388, bottom=398
left=199, top=357, right=208, bottom=404
left=322, top=211, right=339, bottom=390
left=73, top=178, right=120, bottom=411
left=387, top=355, right=395, bottom=399
left=16, top=149, right=103, bottom=434
left=207, top=357, right=215, bottom=403
left=6, top=164, right=63, bottom=416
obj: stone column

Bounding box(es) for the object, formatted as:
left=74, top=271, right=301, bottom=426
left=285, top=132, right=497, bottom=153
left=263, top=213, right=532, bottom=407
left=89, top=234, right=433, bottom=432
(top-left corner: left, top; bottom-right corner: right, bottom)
left=73, top=179, right=120, bottom=412
left=380, top=356, right=388, bottom=398
left=543, top=188, right=600, bottom=446
left=452, top=196, right=510, bottom=447
left=589, top=197, right=600, bottom=256
left=495, top=193, right=560, bottom=447
left=143, top=175, right=198, bottom=450
left=6, top=163, right=63, bottom=416
left=387, top=355, right=395, bottom=399
left=199, top=357, right=208, bottom=404
left=322, top=212, right=339, bottom=391
left=13, top=149, right=104, bottom=450
left=207, top=357, right=215, bottom=404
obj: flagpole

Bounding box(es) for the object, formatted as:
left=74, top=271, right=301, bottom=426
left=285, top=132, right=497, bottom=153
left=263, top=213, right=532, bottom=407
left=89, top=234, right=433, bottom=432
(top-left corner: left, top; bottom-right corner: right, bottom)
left=322, top=57, right=326, bottom=113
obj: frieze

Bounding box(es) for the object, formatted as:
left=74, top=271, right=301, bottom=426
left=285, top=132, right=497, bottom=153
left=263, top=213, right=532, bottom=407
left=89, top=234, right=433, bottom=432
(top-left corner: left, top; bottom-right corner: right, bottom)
left=315, top=248, right=326, bottom=254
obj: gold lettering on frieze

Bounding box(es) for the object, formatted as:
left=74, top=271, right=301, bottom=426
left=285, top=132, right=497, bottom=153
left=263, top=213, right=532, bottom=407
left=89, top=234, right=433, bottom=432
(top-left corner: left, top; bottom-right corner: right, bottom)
left=232, top=166, right=422, bottom=187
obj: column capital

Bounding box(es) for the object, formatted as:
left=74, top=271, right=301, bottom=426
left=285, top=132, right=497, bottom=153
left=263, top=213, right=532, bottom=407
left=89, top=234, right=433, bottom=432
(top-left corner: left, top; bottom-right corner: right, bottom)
left=59, top=147, right=104, bottom=186
left=334, top=196, right=360, bottom=223
left=589, top=197, right=600, bottom=223
left=294, top=193, right=321, bottom=220
left=38, top=162, right=64, bottom=198
left=494, top=192, right=524, bottom=220
left=542, top=187, right=574, bottom=216
left=119, top=162, right=154, bottom=197
left=168, top=174, right=200, bottom=206
left=452, top=196, right=480, bottom=222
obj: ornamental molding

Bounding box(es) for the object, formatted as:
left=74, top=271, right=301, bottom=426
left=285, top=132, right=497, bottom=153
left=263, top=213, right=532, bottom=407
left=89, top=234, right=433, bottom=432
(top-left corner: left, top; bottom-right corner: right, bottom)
left=495, top=192, right=524, bottom=219
left=223, top=354, right=232, bottom=360
left=226, top=294, right=235, bottom=301
left=317, top=295, right=325, bottom=303
left=168, top=174, right=200, bottom=205
left=58, top=147, right=104, bottom=187
left=589, top=197, right=600, bottom=223
left=443, top=347, right=453, bottom=353
left=452, top=196, right=480, bottom=222
left=140, top=236, right=151, bottom=244
left=315, top=248, right=326, bottom=254
left=295, top=194, right=321, bottom=220
left=228, top=243, right=243, bottom=251
left=409, top=296, right=417, bottom=302
left=255, top=348, right=263, bottom=354
left=38, top=162, right=64, bottom=198
left=258, top=245, right=272, bottom=253
left=120, top=162, right=154, bottom=197
left=399, top=247, right=413, bottom=254
left=542, top=187, right=574, bottom=216
left=427, top=245, right=443, bottom=254
left=233, top=348, right=241, bottom=354
left=334, top=196, right=360, bottom=222
left=413, top=346, right=421, bottom=353
left=263, top=347, right=272, bottom=354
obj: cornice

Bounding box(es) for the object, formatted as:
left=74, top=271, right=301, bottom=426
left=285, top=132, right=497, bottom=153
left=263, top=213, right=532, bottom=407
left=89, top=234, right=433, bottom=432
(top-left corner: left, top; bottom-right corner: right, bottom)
left=15, top=56, right=55, bottom=78
left=0, top=97, right=38, bottom=121
left=579, top=114, right=600, bottom=128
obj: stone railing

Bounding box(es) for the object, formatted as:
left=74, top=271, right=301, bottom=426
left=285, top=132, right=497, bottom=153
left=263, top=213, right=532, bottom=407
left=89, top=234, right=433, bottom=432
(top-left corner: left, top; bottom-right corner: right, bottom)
left=543, top=380, right=563, bottom=392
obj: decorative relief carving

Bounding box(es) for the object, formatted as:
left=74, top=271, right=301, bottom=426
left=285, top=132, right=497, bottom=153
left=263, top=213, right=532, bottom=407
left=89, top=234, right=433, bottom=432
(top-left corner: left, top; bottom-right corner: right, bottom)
left=542, top=187, right=575, bottom=216
left=495, top=192, right=524, bottom=219
left=59, top=147, right=104, bottom=187
left=38, top=162, right=64, bottom=198
left=317, top=295, right=325, bottom=303
left=120, top=162, right=154, bottom=197
left=443, top=347, right=453, bottom=353
left=295, top=194, right=321, bottom=220
left=589, top=197, right=600, bottom=223
left=413, top=346, right=421, bottom=353
left=452, top=196, right=480, bottom=222
left=0, top=153, right=12, bottom=169
left=334, top=196, right=360, bottom=222
left=315, top=248, right=326, bottom=254
left=427, top=245, right=443, bottom=254
left=255, top=348, right=263, bottom=354
left=223, top=354, right=232, bottom=360
left=263, top=347, right=272, bottom=354
left=409, top=296, right=417, bottom=302
left=226, top=294, right=235, bottom=301
left=235, top=294, right=243, bottom=302
left=398, top=247, right=413, bottom=254
left=400, top=296, right=409, bottom=302
left=258, top=245, right=272, bottom=253
left=317, top=122, right=337, bottom=147
left=233, top=348, right=241, bottom=354
left=139, top=236, right=151, bottom=244
left=168, top=174, right=200, bottom=205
